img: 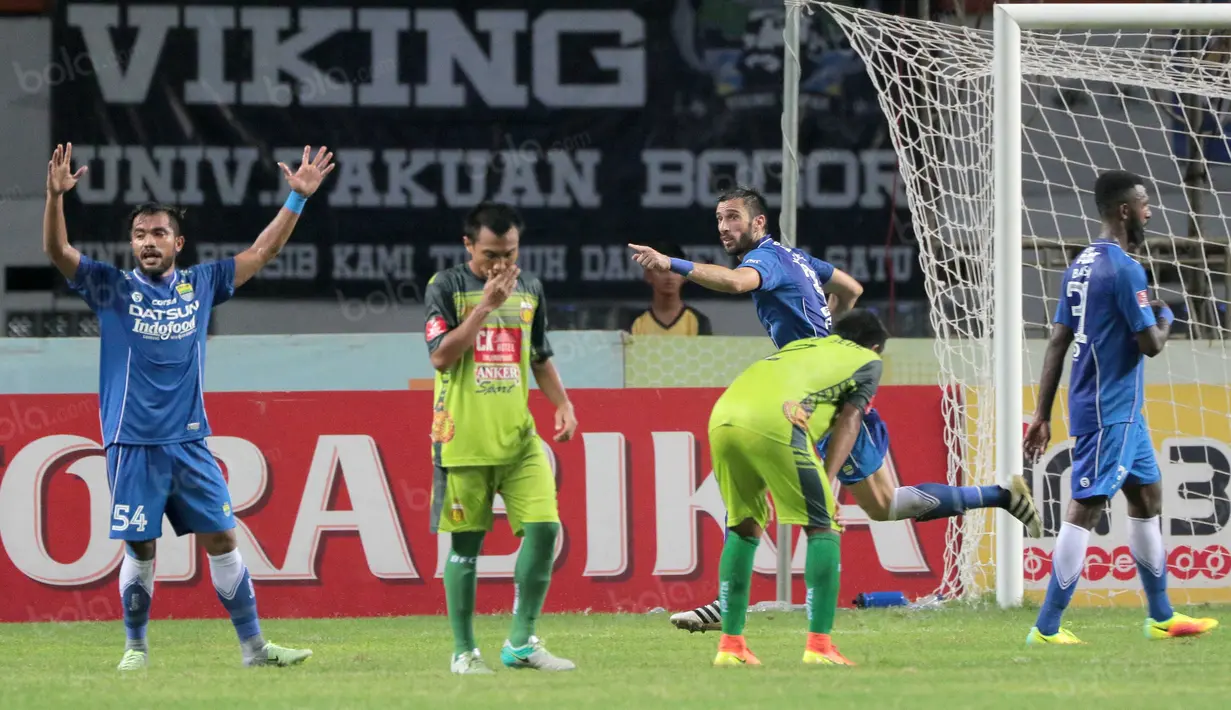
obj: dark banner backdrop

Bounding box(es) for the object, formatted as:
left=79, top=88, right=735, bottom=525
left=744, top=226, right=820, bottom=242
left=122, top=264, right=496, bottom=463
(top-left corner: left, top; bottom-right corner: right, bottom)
left=50, top=0, right=920, bottom=301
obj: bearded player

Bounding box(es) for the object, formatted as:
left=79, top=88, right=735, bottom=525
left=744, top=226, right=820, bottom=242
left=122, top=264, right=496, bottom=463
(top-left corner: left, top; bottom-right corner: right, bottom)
left=1024, top=170, right=1217, bottom=645
left=425, top=202, right=579, bottom=674
left=631, top=186, right=1041, bottom=637
left=44, top=143, right=334, bottom=670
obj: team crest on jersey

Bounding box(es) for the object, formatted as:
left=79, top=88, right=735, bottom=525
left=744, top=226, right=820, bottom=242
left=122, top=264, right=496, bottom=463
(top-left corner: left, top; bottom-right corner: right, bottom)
left=176, top=282, right=195, bottom=302
left=431, top=406, right=455, bottom=443
left=782, top=400, right=811, bottom=428
left=520, top=300, right=534, bottom=324
left=131, top=291, right=143, bottom=303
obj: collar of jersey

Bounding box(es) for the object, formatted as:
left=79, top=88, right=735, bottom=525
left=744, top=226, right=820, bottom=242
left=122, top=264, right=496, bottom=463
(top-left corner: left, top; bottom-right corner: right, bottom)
left=1089, top=240, right=1121, bottom=251
left=131, top=268, right=179, bottom=288
left=756, top=235, right=774, bottom=248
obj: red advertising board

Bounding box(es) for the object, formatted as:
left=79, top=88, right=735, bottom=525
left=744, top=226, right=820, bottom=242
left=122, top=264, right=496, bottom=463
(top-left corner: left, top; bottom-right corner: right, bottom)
left=0, top=388, right=949, bottom=623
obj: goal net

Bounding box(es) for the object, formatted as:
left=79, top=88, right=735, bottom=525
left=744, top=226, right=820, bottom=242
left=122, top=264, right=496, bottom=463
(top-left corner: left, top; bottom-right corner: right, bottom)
left=804, top=2, right=1231, bottom=605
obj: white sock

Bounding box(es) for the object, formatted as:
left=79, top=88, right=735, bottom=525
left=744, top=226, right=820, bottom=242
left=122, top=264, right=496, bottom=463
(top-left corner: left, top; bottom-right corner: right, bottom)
left=1127, top=515, right=1166, bottom=576
left=120, top=553, right=155, bottom=596
left=1053, top=521, right=1091, bottom=589
left=888, top=486, right=939, bottom=521
left=208, top=549, right=245, bottom=598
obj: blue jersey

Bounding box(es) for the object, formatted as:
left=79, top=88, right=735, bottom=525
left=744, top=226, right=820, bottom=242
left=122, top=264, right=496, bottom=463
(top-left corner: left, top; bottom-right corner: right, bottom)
left=69, top=255, right=236, bottom=446
left=1053, top=241, right=1156, bottom=436
left=739, top=236, right=836, bottom=347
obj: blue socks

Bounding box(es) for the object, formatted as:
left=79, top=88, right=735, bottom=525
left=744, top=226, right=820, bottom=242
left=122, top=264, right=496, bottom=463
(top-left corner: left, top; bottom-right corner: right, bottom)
left=1128, top=515, right=1173, bottom=622
left=1036, top=521, right=1091, bottom=635
left=119, top=550, right=154, bottom=652
left=890, top=484, right=1011, bottom=521
left=209, top=550, right=265, bottom=655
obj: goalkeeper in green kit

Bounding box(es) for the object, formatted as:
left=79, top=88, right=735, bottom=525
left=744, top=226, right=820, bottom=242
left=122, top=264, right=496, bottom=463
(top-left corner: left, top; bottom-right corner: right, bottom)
left=424, top=202, right=579, bottom=675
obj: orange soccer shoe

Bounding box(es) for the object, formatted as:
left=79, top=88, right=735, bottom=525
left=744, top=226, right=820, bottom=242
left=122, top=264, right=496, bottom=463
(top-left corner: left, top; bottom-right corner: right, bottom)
left=802, top=633, right=857, bottom=666
left=713, top=634, right=761, bottom=666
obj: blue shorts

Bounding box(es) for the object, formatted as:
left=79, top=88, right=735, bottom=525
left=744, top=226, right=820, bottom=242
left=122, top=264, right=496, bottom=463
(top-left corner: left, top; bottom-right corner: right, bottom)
left=1071, top=420, right=1161, bottom=500
left=818, top=408, right=890, bottom=486
left=106, top=440, right=235, bottom=541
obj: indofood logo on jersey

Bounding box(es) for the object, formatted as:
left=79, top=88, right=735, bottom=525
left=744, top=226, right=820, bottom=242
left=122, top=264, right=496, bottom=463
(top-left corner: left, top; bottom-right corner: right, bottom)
left=128, top=299, right=201, bottom=341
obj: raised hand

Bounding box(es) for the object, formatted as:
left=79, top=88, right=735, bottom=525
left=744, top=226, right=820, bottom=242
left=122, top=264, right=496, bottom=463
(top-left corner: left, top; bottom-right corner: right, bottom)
left=47, top=143, right=88, bottom=196
left=279, top=146, right=336, bottom=198
left=628, top=243, right=670, bottom=271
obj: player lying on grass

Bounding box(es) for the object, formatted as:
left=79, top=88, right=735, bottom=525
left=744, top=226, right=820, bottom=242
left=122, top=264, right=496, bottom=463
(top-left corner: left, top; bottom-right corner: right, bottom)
left=708, top=309, right=892, bottom=666
left=44, top=143, right=334, bottom=670
left=424, top=202, right=579, bottom=675
left=1024, top=170, right=1217, bottom=645
left=630, top=186, right=1041, bottom=633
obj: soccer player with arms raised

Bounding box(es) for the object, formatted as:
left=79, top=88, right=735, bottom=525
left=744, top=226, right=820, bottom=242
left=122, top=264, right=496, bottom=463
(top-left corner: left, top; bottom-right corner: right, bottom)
left=44, top=143, right=335, bottom=670
left=424, top=202, right=578, bottom=674
left=632, top=187, right=1041, bottom=644
left=1024, top=170, right=1217, bottom=644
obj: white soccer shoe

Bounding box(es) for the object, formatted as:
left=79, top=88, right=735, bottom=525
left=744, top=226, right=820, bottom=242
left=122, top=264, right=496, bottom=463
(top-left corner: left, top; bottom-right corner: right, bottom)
left=116, top=649, right=148, bottom=671
left=451, top=649, right=495, bottom=674
left=670, top=602, right=722, bottom=633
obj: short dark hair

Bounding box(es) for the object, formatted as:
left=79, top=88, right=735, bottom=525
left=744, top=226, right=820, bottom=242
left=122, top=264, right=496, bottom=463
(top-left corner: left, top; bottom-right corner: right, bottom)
left=834, top=308, right=890, bottom=351
left=652, top=242, right=687, bottom=260
left=127, top=203, right=185, bottom=235
left=716, top=185, right=768, bottom=220
left=1094, top=170, right=1143, bottom=219
left=464, top=201, right=524, bottom=240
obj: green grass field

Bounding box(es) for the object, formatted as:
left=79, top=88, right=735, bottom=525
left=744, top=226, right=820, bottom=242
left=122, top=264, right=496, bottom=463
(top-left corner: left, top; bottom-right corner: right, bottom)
left=3, top=606, right=1228, bottom=709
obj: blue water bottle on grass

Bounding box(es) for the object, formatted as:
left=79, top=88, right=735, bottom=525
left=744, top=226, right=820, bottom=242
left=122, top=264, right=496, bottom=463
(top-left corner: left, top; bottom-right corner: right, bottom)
left=854, top=591, right=909, bottom=608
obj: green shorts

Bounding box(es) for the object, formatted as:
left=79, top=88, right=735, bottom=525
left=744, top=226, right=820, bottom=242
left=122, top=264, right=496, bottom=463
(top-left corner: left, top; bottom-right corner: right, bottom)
left=430, top=435, right=559, bottom=536
left=709, top=423, right=838, bottom=531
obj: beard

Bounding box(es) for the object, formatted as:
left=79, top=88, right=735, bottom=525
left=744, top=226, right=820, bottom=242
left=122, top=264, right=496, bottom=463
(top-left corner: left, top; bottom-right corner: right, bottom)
left=1126, top=216, right=1146, bottom=249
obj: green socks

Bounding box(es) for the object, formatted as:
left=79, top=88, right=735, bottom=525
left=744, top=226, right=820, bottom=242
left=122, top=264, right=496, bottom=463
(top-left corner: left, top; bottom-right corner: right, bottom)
left=718, top=532, right=761, bottom=636
left=509, top=522, right=559, bottom=647
left=444, top=531, right=484, bottom=656
left=805, top=530, right=841, bottom=634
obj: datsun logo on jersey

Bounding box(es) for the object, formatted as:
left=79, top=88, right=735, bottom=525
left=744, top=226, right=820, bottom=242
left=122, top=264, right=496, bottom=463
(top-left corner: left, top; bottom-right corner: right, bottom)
left=128, top=300, right=200, bottom=341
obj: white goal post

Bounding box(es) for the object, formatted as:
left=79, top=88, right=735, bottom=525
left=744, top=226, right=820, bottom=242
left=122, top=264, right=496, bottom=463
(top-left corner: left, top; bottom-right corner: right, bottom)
left=781, top=1, right=1231, bottom=609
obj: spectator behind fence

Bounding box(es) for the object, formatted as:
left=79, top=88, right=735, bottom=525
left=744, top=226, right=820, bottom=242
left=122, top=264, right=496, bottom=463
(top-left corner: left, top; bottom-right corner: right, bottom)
left=622, top=242, right=713, bottom=336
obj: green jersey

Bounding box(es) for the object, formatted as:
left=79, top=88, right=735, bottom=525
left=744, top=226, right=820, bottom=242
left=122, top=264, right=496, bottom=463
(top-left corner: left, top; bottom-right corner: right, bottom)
left=710, top=335, right=883, bottom=444
left=423, top=263, right=553, bottom=466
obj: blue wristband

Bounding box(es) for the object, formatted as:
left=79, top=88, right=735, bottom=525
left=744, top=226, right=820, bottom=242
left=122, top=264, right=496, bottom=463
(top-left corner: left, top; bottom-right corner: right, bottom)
left=1158, top=305, right=1174, bottom=327
left=668, top=257, right=695, bottom=277
left=284, top=190, right=307, bottom=214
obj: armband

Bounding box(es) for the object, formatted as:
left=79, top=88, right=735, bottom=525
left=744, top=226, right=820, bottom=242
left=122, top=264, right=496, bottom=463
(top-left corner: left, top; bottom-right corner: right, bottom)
left=284, top=191, right=308, bottom=215
left=668, top=258, right=695, bottom=277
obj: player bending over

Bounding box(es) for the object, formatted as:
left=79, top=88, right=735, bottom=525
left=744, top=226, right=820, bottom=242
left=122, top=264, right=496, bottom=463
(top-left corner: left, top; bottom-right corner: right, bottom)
left=630, top=186, right=1041, bottom=632
left=425, top=202, right=579, bottom=674
left=1024, top=170, right=1217, bottom=645
left=44, top=143, right=334, bottom=670
left=709, top=309, right=891, bottom=666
